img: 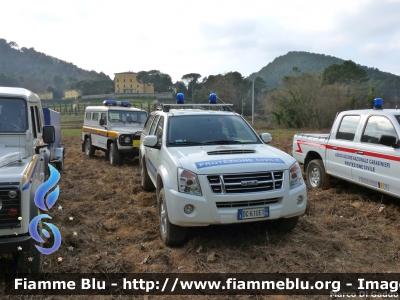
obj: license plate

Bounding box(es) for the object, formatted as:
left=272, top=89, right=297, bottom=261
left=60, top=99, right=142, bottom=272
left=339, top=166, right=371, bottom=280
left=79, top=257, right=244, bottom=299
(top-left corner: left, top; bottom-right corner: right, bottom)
left=237, top=207, right=269, bottom=220
left=133, top=140, right=140, bottom=148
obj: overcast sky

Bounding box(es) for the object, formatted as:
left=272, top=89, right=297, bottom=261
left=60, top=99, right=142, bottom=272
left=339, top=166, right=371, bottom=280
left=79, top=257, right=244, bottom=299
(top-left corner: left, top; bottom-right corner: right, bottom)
left=1, top=0, right=399, bottom=83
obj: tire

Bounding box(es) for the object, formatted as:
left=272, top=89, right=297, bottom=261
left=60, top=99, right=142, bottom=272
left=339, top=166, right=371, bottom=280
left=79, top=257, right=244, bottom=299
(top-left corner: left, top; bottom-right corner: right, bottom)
left=275, top=216, right=299, bottom=232
left=15, top=242, right=43, bottom=273
left=141, top=157, right=155, bottom=191
left=109, top=143, right=120, bottom=166
left=159, top=188, right=186, bottom=246
left=55, top=156, right=64, bottom=171
left=306, top=159, right=330, bottom=190
left=85, top=138, right=95, bottom=157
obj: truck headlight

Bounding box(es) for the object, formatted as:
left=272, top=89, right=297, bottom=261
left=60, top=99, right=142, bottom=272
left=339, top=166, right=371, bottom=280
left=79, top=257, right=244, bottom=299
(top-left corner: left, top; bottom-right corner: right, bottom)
left=178, top=168, right=202, bottom=196
left=124, top=136, right=131, bottom=143
left=289, top=162, right=303, bottom=189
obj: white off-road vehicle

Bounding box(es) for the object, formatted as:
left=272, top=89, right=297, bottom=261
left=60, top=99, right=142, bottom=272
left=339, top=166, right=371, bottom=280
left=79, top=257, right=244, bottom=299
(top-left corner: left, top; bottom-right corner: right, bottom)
left=82, top=100, right=147, bottom=165
left=0, top=87, right=64, bottom=272
left=139, top=94, right=307, bottom=246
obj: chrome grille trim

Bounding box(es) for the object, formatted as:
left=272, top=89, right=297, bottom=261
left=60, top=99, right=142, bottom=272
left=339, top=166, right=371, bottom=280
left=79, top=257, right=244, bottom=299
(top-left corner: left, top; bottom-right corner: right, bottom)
left=207, top=171, right=284, bottom=194
left=207, top=149, right=256, bottom=155
left=216, top=197, right=280, bottom=208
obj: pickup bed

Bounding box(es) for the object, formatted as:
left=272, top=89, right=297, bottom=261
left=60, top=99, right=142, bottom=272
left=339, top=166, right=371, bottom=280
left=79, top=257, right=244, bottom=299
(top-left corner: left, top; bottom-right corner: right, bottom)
left=292, top=104, right=400, bottom=199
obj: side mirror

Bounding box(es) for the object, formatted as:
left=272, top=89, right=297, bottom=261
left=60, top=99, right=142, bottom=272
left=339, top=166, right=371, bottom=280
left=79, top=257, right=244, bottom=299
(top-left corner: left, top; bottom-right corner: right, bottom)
left=260, top=133, right=272, bottom=144
left=143, top=135, right=158, bottom=147
left=99, top=118, right=104, bottom=126
left=43, top=125, right=55, bottom=144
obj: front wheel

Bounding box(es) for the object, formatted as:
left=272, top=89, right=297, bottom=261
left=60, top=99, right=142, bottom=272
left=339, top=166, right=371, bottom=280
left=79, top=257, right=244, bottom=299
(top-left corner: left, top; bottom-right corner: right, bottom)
left=85, top=138, right=95, bottom=157
left=306, top=159, right=330, bottom=189
left=159, top=188, right=186, bottom=246
left=141, top=157, right=155, bottom=191
left=14, top=242, right=43, bottom=273
left=274, top=216, right=299, bottom=232
left=109, top=143, right=120, bottom=166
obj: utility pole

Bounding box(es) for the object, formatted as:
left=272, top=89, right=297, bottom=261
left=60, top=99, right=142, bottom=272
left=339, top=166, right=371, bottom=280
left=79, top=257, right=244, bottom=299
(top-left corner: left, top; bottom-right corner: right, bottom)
left=252, top=79, right=255, bottom=125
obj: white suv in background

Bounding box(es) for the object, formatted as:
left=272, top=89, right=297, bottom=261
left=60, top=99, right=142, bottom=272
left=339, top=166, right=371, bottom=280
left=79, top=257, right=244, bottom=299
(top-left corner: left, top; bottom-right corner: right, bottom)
left=139, top=94, right=307, bottom=246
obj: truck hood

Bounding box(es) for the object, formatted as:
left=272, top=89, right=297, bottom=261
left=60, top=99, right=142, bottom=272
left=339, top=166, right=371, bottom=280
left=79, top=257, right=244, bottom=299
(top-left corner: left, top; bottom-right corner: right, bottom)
left=0, top=147, right=28, bottom=169
left=168, top=144, right=296, bottom=175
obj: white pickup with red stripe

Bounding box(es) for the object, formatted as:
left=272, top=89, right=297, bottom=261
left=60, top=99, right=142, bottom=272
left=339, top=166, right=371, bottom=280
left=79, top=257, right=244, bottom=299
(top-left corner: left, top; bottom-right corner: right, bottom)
left=292, top=107, right=400, bottom=199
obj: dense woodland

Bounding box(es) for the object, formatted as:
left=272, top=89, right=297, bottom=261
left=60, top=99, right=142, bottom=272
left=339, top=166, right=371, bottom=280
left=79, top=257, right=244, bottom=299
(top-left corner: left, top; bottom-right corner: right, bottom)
left=1, top=39, right=400, bottom=128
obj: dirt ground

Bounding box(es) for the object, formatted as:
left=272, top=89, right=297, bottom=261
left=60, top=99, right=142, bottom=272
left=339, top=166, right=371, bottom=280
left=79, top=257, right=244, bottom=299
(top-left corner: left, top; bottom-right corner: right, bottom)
left=2, top=134, right=400, bottom=299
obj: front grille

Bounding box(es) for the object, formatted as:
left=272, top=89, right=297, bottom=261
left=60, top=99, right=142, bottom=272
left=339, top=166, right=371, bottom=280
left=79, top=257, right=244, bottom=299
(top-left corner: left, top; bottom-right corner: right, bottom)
left=207, top=171, right=284, bottom=194
left=207, top=149, right=256, bottom=155
left=216, top=198, right=280, bottom=208
left=0, top=184, right=21, bottom=228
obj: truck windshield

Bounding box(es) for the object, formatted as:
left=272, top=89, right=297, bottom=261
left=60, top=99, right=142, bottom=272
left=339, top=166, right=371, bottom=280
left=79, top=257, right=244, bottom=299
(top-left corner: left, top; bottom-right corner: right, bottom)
left=0, top=98, right=27, bottom=133
left=108, top=110, right=147, bottom=124
left=167, top=115, right=261, bottom=145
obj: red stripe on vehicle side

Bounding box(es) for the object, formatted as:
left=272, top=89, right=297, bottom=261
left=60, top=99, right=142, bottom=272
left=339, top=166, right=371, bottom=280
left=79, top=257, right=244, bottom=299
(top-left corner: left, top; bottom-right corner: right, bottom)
left=298, top=140, right=400, bottom=162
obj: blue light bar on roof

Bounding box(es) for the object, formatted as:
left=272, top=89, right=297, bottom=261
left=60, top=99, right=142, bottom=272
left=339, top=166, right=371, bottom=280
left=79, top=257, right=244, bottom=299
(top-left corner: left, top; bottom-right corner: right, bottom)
left=176, top=93, right=184, bottom=104
left=373, top=98, right=383, bottom=110
left=103, top=100, right=131, bottom=107
left=209, top=93, right=217, bottom=104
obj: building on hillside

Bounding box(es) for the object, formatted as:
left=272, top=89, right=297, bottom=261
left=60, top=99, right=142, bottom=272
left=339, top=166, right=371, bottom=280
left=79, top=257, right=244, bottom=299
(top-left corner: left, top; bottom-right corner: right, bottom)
left=114, top=72, right=154, bottom=94
left=63, top=89, right=82, bottom=100
left=38, top=92, right=53, bottom=100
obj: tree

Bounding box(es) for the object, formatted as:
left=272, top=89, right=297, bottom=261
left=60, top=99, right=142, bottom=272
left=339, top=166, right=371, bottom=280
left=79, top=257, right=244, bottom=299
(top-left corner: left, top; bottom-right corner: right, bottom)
left=181, top=73, right=201, bottom=99
left=262, top=73, right=358, bottom=128
left=366, top=85, right=377, bottom=108
left=137, top=70, right=173, bottom=92
left=173, top=81, right=187, bottom=95
left=322, top=60, right=369, bottom=85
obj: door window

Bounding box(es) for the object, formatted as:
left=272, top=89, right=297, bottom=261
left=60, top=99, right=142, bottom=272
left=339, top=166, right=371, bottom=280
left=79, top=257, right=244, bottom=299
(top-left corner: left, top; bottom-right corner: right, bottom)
left=361, top=116, right=398, bottom=145
left=336, top=115, right=360, bottom=141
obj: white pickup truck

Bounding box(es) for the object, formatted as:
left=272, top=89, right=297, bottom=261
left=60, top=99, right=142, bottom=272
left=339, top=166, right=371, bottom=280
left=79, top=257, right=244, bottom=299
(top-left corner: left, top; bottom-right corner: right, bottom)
left=292, top=98, right=400, bottom=199
left=140, top=93, right=307, bottom=246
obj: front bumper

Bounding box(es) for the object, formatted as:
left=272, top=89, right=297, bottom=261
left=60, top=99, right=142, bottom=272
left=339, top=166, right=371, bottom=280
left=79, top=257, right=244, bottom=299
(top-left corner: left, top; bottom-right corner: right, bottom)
left=164, top=183, right=307, bottom=227
left=0, top=234, right=33, bottom=254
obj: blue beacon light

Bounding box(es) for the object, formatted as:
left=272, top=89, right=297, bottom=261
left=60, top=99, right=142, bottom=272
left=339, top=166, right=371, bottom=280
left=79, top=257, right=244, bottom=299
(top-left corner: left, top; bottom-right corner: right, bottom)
left=176, top=93, right=184, bottom=104
left=373, top=98, right=383, bottom=110
left=103, top=100, right=117, bottom=106
left=209, top=93, right=217, bottom=104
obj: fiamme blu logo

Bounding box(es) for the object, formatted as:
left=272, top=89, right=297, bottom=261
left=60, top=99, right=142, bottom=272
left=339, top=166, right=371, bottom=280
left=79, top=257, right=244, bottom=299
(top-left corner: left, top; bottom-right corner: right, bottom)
left=28, top=164, right=62, bottom=255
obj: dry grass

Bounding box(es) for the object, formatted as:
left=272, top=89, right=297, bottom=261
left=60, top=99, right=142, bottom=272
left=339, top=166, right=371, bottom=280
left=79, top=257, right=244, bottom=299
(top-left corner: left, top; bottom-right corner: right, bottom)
left=1, top=135, right=400, bottom=300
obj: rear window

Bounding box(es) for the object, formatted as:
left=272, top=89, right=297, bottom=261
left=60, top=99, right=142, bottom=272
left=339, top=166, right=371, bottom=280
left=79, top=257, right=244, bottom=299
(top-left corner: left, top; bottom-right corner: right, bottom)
left=336, top=115, right=360, bottom=141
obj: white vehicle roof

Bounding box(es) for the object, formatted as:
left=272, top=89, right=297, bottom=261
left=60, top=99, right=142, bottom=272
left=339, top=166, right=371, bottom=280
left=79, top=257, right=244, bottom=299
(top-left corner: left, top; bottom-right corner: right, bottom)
left=0, top=87, right=40, bottom=103
left=340, top=109, right=400, bottom=116
left=85, top=106, right=144, bottom=112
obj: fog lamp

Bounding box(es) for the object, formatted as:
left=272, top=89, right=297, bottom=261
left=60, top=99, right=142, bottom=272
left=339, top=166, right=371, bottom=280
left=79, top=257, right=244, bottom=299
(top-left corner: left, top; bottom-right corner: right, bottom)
left=184, top=205, right=194, bottom=214
left=297, top=195, right=304, bottom=205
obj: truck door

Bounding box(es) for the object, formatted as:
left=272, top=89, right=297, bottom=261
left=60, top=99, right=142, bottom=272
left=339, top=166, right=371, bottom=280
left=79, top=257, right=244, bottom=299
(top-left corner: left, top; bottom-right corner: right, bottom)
left=326, top=115, right=361, bottom=180
left=352, top=115, right=400, bottom=197
left=145, top=115, right=163, bottom=181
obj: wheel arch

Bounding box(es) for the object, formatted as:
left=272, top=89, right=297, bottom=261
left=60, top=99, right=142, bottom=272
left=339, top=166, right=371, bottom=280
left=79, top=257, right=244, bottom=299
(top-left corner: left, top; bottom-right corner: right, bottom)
left=304, top=151, right=324, bottom=171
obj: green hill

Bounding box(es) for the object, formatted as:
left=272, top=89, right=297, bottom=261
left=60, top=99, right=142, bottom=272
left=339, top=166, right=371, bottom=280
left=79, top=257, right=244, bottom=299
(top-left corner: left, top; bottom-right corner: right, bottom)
left=249, top=51, right=400, bottom=104
left=0, top=38, right=113, bottom=98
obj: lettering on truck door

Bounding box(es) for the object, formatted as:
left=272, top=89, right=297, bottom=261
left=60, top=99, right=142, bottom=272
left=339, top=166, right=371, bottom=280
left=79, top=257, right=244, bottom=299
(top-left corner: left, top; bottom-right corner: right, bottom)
left=352, top=115, right=400, bottom=197
left=326, top=115, right=361, bottom=180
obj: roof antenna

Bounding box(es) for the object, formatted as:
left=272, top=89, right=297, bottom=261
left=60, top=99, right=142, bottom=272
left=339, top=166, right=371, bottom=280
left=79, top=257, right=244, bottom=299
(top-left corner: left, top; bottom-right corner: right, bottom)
left=395, top=82, right=398, bottom=110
